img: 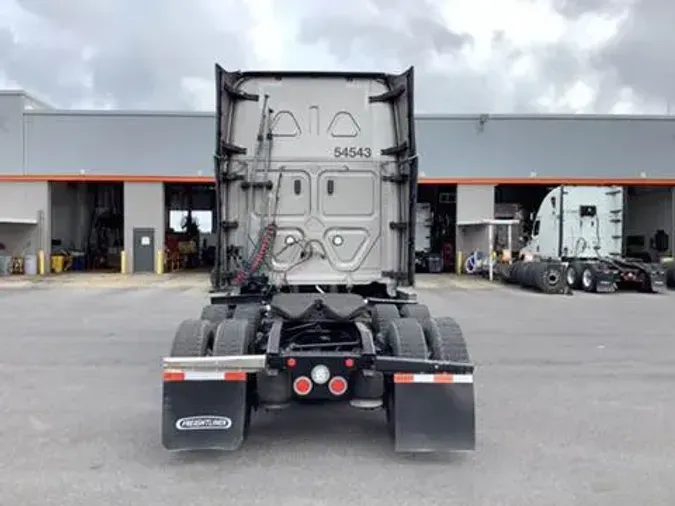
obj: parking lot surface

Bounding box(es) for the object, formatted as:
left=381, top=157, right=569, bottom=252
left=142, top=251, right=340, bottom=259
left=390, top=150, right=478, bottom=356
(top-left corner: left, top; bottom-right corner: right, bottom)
left=1, top=278, right=674, bottom=506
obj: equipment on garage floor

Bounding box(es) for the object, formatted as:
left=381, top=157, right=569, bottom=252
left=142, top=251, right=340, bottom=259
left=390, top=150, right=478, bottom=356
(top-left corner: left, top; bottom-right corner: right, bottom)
left=165, top=213, right=201, bottom=271
left=85, top=184, right=123, bottom=271
left=497, top=260, right=568, bottom=294
left=513, top=185, right=666, bottom=294
left=161, top=65, right=476, bottom=454
left=457, top=218, right=519, bottom=281
left=414, top=202, right=432, bottom=272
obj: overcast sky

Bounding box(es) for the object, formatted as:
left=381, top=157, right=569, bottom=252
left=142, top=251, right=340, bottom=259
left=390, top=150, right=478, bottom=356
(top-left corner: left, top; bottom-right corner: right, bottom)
left=0, top=0, right=672, bottom=114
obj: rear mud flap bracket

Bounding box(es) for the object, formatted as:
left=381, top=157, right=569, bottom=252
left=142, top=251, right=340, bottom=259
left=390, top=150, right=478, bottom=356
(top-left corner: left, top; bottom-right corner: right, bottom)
left=649, top=272, right=667, bottom=293
left=162, top=379, right=249, bottom=451
left=595, top=270, right=616, bottom=293
left=392, top=374, right=475, bottom=453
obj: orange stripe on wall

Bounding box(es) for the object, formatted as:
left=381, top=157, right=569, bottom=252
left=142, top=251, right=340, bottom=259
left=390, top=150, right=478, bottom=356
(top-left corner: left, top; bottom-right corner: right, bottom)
left=418, top=178, right=675, bottom=186
left=0, top=175, right=215, bottom=184
left=0, top=174, right=674, bottom=186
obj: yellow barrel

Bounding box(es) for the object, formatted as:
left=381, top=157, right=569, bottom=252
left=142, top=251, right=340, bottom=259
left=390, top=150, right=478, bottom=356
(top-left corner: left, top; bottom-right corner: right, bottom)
left=156, top=250, right=165, bottom=275
left=51, top=255, right=65, bottom=273
left=38, top=250, right=46, bottom=275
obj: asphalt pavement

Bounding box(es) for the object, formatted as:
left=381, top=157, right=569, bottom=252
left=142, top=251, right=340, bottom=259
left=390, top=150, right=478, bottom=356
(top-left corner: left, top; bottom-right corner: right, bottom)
left=1, top=279, right=674, bottom=506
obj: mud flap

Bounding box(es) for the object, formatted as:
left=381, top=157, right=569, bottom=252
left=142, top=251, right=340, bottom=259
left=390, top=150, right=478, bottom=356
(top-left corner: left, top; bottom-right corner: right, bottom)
left=392, top=373, right=475, bottom=453
left=595, top=270, right=616, bottom=293
left=161, top=375, right=249, bottom=451
left=649, top=271, right=667, bottom=293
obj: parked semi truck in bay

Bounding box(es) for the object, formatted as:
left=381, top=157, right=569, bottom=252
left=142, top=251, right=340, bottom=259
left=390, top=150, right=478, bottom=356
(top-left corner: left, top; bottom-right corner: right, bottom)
left=514, top=185, right=667, bottom=293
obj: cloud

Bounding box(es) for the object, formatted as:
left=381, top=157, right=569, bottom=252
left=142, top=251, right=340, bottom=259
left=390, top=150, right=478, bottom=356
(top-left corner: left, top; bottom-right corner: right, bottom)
left=285, top=0, right=626, bottom=113
left=1, top=0, right=255, bottom=109
left=0, top=0, right=671, bottom=113
left=550, top=0, right=675, bottom=113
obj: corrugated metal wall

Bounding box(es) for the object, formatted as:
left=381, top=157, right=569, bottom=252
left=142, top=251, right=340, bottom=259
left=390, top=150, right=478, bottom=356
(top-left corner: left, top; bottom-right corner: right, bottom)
left=2, top=97, right=675, bottom=180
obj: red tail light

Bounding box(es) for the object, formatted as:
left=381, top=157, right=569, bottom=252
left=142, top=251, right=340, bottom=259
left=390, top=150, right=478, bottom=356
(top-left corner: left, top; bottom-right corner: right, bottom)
left=328, top=376, right=348, bottom=396
left=293, top=376, right=312, bottom=396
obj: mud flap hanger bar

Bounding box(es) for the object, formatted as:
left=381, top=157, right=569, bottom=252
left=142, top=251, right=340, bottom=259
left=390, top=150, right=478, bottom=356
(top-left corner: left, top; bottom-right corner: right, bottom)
left=162, top=355, right=473, bottom=376
left=163, top=355, right=267, bottom=373
left=374, top=357, right=474, bottom=375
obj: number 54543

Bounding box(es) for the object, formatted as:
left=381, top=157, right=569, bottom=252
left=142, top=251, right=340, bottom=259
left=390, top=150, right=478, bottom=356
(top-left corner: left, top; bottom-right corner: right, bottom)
left=333, top=147, right=372, bottom=158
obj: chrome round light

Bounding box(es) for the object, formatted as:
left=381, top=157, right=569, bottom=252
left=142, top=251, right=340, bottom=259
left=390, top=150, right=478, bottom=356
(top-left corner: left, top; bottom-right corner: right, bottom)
left=310, top=365, right=331, bottom=385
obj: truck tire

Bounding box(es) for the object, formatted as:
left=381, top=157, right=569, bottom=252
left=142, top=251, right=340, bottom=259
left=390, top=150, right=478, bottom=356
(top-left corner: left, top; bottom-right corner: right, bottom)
left=384, top=317, right=429, bottom=437
left=232, top=303, right=262, bottom=321
left=231, top=303, right=262, bottom=349
left=213, top=319, right=254, bottom=357
left=581, top=264, right=598, bottom=292
left=520, top=262, right=536, bottom=288
left=565, top=261, right=585, bottom=290
left=399, top=303, right=431, bottom=320
left=539, top=262, right=565, bottom=294
left=200, top=304, right=230, bottom=324
left=371, top=304, right=400, bottom=336
left=397, top=304, right=449, bottom=356
left=385, top=318, right=429, bottom=359
left=495, top=263, right=512, bottom=283
left=666, top=262, right=675, bottom=288
left=425, top=317, right=471, bottom=363
left=170, top=319, right=214, bottom=357
left=212, top=319, right=254, bottom=435
left=510, top=262, right=522, bottom=284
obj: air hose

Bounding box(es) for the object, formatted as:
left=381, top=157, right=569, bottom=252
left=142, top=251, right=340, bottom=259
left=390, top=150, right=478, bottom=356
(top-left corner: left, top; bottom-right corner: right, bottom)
left=234, top=223, right=278, bottom=285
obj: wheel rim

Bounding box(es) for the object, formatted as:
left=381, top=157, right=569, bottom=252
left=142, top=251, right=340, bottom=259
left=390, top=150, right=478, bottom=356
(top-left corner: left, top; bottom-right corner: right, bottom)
left=566, top=268, right=576, bottom=285
left=547, top=271, right=560, bottom=285
left=582, top=269, right=592, bottom=288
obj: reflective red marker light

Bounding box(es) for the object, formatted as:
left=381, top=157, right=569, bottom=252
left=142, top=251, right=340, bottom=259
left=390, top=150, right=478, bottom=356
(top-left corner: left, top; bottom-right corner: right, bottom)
left=328, top=376, right=348, bottom=396
left=293, top=376, right=313, bottom=396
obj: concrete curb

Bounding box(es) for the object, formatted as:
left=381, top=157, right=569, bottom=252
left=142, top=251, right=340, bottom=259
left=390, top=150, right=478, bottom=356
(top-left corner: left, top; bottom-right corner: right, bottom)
left=0, top=274, right=212, bottom=289
left=1, top=273, right=501, bottom=291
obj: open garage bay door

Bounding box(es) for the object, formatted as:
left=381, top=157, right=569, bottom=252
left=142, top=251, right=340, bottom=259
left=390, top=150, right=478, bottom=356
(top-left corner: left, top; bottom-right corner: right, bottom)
left=0, top=217, right=41, bottom=275
left=625, top=187, right=675, bottom=261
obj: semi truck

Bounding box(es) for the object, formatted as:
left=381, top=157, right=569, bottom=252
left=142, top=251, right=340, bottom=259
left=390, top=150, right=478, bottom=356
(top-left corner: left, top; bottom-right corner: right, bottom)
left=160, top=65, right=476, bottom=453
left=517, top=185, right=667, bottom=293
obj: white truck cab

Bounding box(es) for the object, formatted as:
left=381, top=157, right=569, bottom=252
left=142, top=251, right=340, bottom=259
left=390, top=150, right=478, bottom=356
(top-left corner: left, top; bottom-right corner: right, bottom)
left=519, top=185, right=624, bottom=260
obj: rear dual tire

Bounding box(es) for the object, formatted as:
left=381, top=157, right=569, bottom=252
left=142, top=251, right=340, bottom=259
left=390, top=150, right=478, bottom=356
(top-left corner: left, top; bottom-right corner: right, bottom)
left=383, top=314, right=471, bottom=437
left=170, top=313, right=257, bottom=438
left=170, top=319, right=215, bottom=357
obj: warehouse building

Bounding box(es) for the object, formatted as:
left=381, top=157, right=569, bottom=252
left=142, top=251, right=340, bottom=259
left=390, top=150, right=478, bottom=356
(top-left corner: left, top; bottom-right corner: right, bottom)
left=0, top=89, right=674, bottom=276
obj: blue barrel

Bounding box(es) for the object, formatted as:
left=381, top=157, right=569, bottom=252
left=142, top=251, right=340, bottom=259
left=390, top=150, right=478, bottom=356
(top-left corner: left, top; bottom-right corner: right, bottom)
left=71, top=253, right=86, bottom=271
